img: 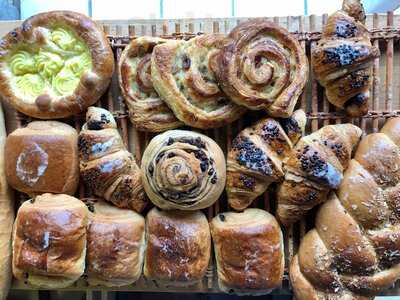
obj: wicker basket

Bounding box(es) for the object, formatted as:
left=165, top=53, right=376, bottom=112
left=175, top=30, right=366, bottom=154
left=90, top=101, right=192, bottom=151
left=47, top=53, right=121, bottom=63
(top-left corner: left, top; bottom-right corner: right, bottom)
left=3, top=12, right=400, bottom=297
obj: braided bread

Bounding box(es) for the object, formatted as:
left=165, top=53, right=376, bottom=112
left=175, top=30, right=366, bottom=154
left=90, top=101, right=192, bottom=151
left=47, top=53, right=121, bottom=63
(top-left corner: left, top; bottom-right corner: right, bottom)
left=276, top=123, right=362, bottom=226
left=311, top=0, right=379, bottom=117
left=78, top=107, right=146, bottom=213
left=290, top=117, right=400, bottom=299
left=226, top=109, right=306, bottom=211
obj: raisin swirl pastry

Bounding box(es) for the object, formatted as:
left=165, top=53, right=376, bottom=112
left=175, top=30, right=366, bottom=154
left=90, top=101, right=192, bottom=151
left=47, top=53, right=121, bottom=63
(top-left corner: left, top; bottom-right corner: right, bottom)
left=141, top=130, right=226, bottom=210
left=118, top=37, right=182, bottom=132
left=78, top=107, right=147, bottom=213
left=227, top=109, right=306, bottom=211
left=0, top=11, right=114, bottom=119
left=151, top=34, right=246, bottom=129
left=213, top=19, right=308, bottom=117
left=291, top=117, right=400, bottom=299
left=311, top=0, right=380, bottom=117
left=276, top=123, right=362, bottom=226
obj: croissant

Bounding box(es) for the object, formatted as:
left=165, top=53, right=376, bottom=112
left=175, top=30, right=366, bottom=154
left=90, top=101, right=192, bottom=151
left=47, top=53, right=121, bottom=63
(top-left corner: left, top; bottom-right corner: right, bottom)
left=226, top=109, right=306, bottom=211
left=213, top=19, right=308, bottom=117
left=311, top=0, right=379, bottom=117
left=290, top=117, right=400, bottom=299
left=141, top=130, right=226, bottom=210
left=151, top=34, right=246, bottom=129
left=78, top=107, right=146, bottom=212
left=276, top=123, right=362, bottom=226
left=118, top=37, right=182, bottom=132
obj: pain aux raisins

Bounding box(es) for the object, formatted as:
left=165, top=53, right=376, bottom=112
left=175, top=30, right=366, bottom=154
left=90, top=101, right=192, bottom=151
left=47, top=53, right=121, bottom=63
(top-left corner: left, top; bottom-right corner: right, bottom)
left=323, top=44, right=363, bottom=67
left=233, top=136, right=273, bottom=176
left=335, top=22, right=357, bottom=38
left=239, top=174, right=256, bottom=190
left=261, top=123, right=286, bottom=143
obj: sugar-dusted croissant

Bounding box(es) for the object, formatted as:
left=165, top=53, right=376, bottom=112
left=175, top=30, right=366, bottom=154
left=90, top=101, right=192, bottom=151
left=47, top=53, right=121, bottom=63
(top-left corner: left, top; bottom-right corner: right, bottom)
left=227, top=109, right=306, bottom=211
left=291, top=117, right=400, bottom=299
left=276, top=123, right=362, bottom=226
left=312, top=0, right=379, bottom=117
left=213, top=19, right=308, bottom=117
left=78, top=107, right=146, bottom=212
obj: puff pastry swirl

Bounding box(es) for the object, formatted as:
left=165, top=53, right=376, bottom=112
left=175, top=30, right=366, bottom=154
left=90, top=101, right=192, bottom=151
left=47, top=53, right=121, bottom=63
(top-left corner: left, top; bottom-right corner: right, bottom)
left=118, top=37, right=182, bottom=132
left=151, top=34, right=246, bottom=129
left=213, top=19, right=308, bottom=117
left=141, top=130, right=226, bottom=210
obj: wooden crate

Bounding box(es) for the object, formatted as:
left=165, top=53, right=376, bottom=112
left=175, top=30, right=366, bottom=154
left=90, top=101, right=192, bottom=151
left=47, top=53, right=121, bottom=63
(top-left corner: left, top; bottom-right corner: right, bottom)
left=2, top=12, right=400, bottom=297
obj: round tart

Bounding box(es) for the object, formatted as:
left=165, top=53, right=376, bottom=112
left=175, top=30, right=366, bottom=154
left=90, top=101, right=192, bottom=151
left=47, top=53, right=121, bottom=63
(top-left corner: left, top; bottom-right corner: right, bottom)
left=0, top=11, right=114, bottom=119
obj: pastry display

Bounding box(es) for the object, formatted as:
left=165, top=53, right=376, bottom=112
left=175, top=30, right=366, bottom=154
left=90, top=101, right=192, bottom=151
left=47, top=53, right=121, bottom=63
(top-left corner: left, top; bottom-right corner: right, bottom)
left=291, top=117, right=400, bottom=299
left=312, top=0, right=379, bottom=116
left=0, top=11, right=114, bottom=119
left=5, top=120, right=79, bottom=196
left=213, top=19, right=308, bottom=117
left=210, top=209, right=284, bottom=295
left=79, top=107, right=147, bottom=213
left=144, top=207, right=211, bottom=286
left=118, top=37, right=183, bottom=132
left=86, top=200, right=145, bottom=287
left=276, top=123, right=362, bottom=226
left=0, top=104, right=14, bottom=300
left=226, top=109, right=306, bottom=210
left=12, top=193, right=88, bottom=288
left=151, top=34, right=246, bottom=129
left=141, top=130, right=226, bottom=210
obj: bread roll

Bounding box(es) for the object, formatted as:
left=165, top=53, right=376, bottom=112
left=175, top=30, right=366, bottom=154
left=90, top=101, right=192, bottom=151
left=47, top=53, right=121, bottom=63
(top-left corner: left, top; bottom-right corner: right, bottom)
left=0, top=11, right=114, bottom=119
left=144, top=207, right=211, bottom=286
left=5, top=121, right=79, bottom=196
left=86, top=200, right=145, bottom=287
left=0, top=103, right=14, bottom=300
left=290, top=117, right=400, bottom=299
left=141, top=130, right=226, bottom=210
left=12, top=193, right=88, bottom=288
left=210, top=209, right=284, bottom=295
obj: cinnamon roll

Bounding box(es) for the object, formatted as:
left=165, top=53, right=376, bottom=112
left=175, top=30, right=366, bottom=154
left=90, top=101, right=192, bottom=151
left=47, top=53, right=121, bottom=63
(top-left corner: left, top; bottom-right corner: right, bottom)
left=118, top=37, right=182, bottom=132
left=151, top=34, right=246, bottom=129
left=213, top=20, right=308, bottom=117
left=141, top=130, right=226, bottom=210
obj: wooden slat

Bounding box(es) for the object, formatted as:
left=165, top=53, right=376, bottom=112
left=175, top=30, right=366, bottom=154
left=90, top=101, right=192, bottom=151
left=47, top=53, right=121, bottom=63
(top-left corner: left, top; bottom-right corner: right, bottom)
left=372, top=14, right=380, bottom=132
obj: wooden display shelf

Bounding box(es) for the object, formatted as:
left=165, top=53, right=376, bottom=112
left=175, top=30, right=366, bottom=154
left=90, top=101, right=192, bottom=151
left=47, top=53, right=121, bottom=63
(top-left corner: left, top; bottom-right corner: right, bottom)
left=2, top=12, right=400, bottom=296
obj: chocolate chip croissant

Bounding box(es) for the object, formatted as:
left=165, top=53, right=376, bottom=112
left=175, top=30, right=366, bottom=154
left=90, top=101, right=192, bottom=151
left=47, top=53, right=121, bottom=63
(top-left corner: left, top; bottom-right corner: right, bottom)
left=118, top=37, right=182, bottom=132
left=311, top=0, right=380, bottom=116
left=141, top=130, right=226, bottom=210
left=151, top=34, right=246, bottom=129
left=226, top=109, right=306, bottom=211
left=213, top=19, right=308, bottom=117
left=291, top=117, right=400, bottom=299
left=276, top=123, right=362, bottom=226
left=78, top=107, right=146, bottom=213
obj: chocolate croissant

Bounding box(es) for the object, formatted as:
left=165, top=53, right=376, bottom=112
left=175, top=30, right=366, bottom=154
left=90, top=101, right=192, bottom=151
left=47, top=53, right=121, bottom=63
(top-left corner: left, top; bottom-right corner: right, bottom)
left=141, top=130, right=226, bottom=210
left=78, top=107, right=146, bottom=213
left=213, top=19, right=308, bottom=117
left=151, top=34, right=246, bottom=129
left=118, top=37, right=182, bottom=132
left=276, top=123, right=362, bottom=226
left=291, top=117, right=400, bottom=299
left=311, top=0, right=379, bottom=116
left=227, top=109, right=306, bottom=211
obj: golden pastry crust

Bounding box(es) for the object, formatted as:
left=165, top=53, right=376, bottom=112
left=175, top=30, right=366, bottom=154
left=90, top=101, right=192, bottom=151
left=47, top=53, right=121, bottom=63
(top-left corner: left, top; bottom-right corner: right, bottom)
left=5, top=120, right=79, bottom=196
left=0, top=11, right=114, bottom=119
left=213, top=19, right=308, bottom=117
left=141, top=130, right=226, bottom=210
left=86, top=200, right=145, bottom=287
left=311, top=0, right=379, bottom=116
left=79, top=107, right=147, bottom=213
left=151, top=34, right=246, bottom=129
left=12, top=193, right=88, bottom=288
left=210, top=209, right=284, bottom=295
left=144, top=207, right=211, bottom=286
left=118, top=37, right=182, bottom=132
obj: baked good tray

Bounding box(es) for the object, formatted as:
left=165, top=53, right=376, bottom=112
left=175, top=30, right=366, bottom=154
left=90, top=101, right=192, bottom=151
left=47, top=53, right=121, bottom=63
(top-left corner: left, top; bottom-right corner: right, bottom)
left=2, top=13, right=400, bottom=296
